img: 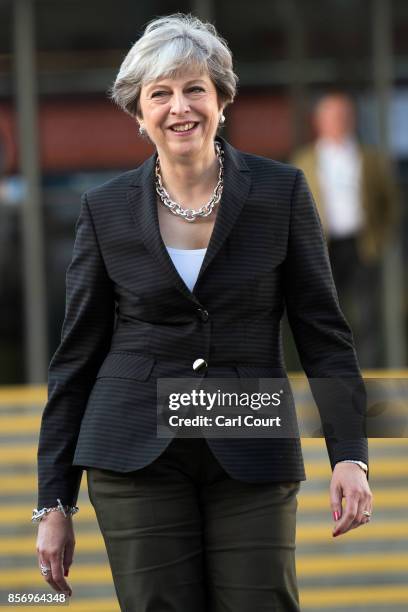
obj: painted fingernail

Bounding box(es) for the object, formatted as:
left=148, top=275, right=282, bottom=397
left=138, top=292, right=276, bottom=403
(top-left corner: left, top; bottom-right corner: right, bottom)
left=64, top=569, right=69, bottom=577
left=333, top=511, right=340, bottom=521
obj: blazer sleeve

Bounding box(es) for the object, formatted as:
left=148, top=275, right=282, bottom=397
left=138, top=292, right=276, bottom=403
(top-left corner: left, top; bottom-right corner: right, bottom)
left=282, top=169, right=369, bottom=478
left=37, top=193, right=115, bottom=508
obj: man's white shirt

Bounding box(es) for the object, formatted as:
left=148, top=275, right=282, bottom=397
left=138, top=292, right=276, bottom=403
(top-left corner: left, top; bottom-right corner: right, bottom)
left=316, top=137, right=364, bottom=238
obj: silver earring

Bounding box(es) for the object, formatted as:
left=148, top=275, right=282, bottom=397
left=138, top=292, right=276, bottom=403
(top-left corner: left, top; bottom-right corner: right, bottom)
left=219, top=113, right=225, bottom=125
left=139, top=124, right=145, bottom=135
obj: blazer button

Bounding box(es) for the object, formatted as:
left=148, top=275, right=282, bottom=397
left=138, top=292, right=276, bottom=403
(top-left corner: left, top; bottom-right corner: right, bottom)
left=197, top=308, right=209, bottom=322
left=193, top=358, right=208, bottom=372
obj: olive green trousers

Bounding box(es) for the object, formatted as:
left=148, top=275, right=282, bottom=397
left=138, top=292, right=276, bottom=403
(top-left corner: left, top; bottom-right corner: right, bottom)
left=87, top=437, right=301, bottom=612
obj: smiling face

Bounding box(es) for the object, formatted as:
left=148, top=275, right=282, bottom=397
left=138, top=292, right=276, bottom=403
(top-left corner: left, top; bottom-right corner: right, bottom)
left=137, top=68, right=225, bottom=162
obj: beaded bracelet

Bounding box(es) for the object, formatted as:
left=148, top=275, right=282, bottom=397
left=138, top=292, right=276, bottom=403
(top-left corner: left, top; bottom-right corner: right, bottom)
left=31, top=498, right=79, bottom=524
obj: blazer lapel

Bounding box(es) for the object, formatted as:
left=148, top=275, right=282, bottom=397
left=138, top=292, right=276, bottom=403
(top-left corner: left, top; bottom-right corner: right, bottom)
left=127, top=153, right=200, bottom=303
left=126, top=136, right=251, bottom=302
left=195, top=137, right=251, bottom=288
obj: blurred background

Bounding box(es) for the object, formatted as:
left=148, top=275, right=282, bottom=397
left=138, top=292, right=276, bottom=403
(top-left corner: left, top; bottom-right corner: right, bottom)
left=0, top=1, right=407, bottom=611
left=0, top=0, right=407, bottom=383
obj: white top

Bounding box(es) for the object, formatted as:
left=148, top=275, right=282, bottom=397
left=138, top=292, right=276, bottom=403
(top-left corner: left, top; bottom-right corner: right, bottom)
left=166, top=246, right=207, bottom=291
left=316, top=137, right=364, bottom=238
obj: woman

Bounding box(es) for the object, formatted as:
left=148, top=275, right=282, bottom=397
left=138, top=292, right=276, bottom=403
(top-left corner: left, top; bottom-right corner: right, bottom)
left=34, top=13, right=373, bottom=611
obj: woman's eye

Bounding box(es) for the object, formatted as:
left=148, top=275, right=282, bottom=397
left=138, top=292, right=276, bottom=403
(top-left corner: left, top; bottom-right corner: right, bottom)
left=189, top=87, right=204, bottom=93
left=151, top=91, right=168, bottom=98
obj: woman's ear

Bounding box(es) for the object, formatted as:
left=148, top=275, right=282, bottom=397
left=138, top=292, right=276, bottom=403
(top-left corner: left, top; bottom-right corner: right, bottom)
left=217, top=97, right=226, bottom=112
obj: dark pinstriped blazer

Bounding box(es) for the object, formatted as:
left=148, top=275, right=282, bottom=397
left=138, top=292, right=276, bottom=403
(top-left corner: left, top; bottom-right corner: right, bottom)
left=37, top=136, right=368, bottom=508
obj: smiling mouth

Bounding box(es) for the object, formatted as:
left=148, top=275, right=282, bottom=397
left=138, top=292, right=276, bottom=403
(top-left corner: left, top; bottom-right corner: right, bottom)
left=170, top=122, right=199, bottom=133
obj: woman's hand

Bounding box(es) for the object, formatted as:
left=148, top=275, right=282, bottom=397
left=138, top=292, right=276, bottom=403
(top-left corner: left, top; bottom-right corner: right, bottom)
left=330, top=462, right=373, bottom=537
left=36, top=512, right=75, bottom=597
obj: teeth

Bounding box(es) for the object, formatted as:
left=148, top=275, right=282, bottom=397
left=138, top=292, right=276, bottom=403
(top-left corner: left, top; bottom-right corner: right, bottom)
left=172, top=122, right=195, bottom=132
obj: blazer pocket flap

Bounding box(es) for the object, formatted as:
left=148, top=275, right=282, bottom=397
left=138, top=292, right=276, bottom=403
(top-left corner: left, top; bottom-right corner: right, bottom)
left=235, top=365, right=285, bottom=379
left=96, top=352, right=155, bottom=381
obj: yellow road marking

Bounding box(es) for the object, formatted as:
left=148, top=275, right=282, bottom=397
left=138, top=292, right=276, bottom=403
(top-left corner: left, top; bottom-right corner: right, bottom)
left=2, top=472, right=407, bottom=508
left=0, top=385, right=46, bottom=405
left=0, top=520, right=406, bottom=545
left=300, top=585, right=408, bottom=607
left=301, top=437, right=408, bottom=449
left=0, top=533, right=105, bottom=555
left=304, top=459, right=408, bottom=478
left=0, top=415, right=41, bottom=433
left=1, top=446, right=408, bottom=478
left=298, top=488, right=408, bottom=511
left=0, top=505, right=96, bottom=523
left=2, top=555, right=408, bottom=585
left=0, top=368, right=406, bottom=403
left=0, top=566, right=111, bottom=587
left=297, top=552, right=408, bottom=575
left=296, top=521, right=408, bottom=542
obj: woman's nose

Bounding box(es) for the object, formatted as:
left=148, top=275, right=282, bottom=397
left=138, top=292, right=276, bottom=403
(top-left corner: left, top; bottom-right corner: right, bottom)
left=170, top=93, right=190, bottom=115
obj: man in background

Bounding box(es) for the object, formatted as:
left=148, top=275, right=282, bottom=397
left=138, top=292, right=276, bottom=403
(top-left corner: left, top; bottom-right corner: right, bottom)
left=292, top=92, right=399, bottom=368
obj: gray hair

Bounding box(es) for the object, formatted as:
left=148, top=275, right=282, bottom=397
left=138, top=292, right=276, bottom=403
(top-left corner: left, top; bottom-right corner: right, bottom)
left=110, top=13, right=238, bottom=118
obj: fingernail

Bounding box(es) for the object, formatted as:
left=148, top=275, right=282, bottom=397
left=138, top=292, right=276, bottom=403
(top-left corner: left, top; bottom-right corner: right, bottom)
left=64, top=569, right=69, bottom=577
left=333, top=511, right=340, bottom=521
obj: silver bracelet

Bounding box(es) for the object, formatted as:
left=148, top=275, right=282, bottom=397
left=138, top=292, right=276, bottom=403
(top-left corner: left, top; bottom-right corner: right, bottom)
left=31, top=498, right=79, bottom=524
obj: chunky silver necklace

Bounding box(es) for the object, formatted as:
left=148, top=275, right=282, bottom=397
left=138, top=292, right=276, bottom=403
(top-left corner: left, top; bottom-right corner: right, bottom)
left=155, top=141, right=224, bottom=223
